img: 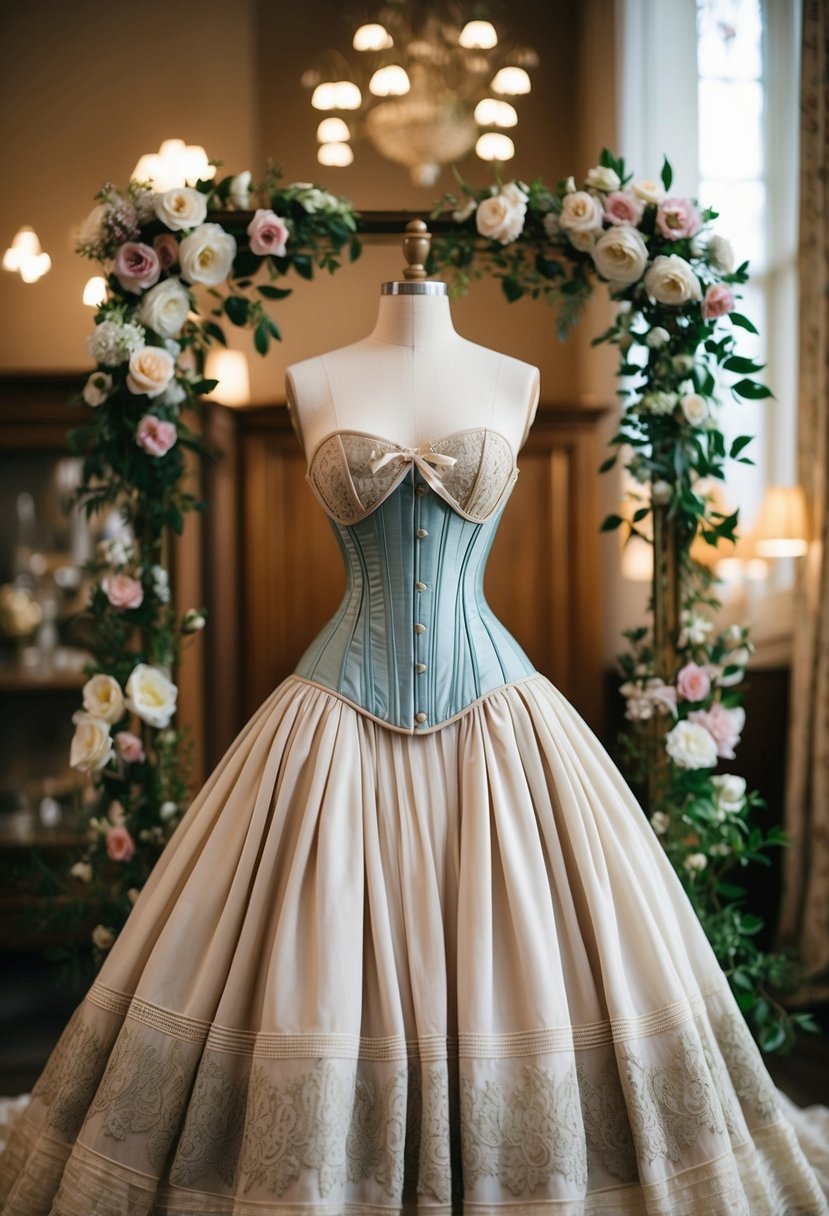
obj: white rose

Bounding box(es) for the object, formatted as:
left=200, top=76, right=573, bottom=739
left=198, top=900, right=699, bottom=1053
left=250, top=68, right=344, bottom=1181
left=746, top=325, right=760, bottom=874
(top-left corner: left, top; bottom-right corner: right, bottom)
left=569, top=228, right=599, bottom=252
left=559, top=190, right=603, bottom=234
left=707, top=234, right=736, bottom=274
left=452, top=198, right=477, bottom=223
left=563, top=175, right=576, bottom=194
left=644, top=254, right=702, bottom=306
left=160, top=800, right=178, bottom=821
left=592, top=226, right=649, bottom=285
left=711, top=773, right=746, bottom=817
left=69, top=712, right=113, bottom=773
left=631, top=179, right=666, bottom=205
left=476, top=186, right=527, bottom=244
left=126, top=346, right=176, bottom=397
left=92, top=924, right=115, bottom=950
left=154, top=187, right=208, bottom=232
left=680, top=393, right=708, bottom=426
left=719, top=646, right=750, bottom=687
left=161, top=379, right=186, bottom=409
left=650, top=811, right=670, bottom=835
left=665, top=720, right=718, bottom=769
left=585, top=165, right=621, bottom=192
left=679, top=611, right=713, bottom=646
left=83, top=372, right=113, bottom=408
left=138, top=277, right=191, bottom=339
left=82, top=673, right=125, bottom=725
left=646, top=327, right=670, bottom=348
left=673, top=354, right=695, bottom=374
left=77, top=203, right=108, bottom=248
left=70, top=861, right=93, bottom=883
left=125, top=663, right=178, bottom=728
left=683, top=852, right=708, bottom=873
left=229, top=170, right=252, bottom=209
left=179, top=223, right=237, bottom=286
left=641, top=391, right=678, bottom=415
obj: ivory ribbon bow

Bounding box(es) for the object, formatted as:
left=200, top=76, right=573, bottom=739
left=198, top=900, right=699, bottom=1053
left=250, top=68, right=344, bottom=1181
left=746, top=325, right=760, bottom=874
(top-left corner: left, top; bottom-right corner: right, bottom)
left=369, top=443, right=458, bottom=482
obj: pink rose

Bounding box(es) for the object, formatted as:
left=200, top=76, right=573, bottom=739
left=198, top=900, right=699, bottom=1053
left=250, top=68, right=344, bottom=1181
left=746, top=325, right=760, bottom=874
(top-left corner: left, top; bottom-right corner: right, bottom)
left=603, top=191, right=644, bottom=227
left=247, top=209, right=289, bottom=257
left=676, top=662, right=711, bottom=702
left=688, top=702, right=745, bottom=759
left=153, top=233, right=179, bottom=270
left=106, top=823, right=135, bottom=862
left=113, top=242, right=161, bottom=293
left=115, top=731, right=145, bottom=764
left=702, top=283, right=736, bottom=320
left=103, top=573, right=144, bottom=610
left=136, top=415, right=177, bottom=457
left=655, top=198, right=702, bottom=240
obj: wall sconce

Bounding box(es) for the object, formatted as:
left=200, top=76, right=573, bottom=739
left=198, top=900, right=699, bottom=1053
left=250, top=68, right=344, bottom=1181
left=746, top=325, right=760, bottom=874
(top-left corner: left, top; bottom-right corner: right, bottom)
left=131, top=139, right=216, bottom=192
left=752, top=485, right=809, bottom=557
left=205, top=350, right=250, bottom=408
left=82, top=276, right=108, bottom=307
left=3, top=227, right=51, bottom=283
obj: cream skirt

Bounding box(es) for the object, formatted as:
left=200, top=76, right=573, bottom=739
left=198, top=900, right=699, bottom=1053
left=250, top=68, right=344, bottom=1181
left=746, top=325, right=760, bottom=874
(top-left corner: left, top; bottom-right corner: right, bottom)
left=0, top=674, right=827, bottom=1215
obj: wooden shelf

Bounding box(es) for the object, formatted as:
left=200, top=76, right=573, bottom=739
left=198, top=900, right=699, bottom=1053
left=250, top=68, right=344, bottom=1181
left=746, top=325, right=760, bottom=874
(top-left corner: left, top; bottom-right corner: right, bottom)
left=0, top=663, right=87, bottom=693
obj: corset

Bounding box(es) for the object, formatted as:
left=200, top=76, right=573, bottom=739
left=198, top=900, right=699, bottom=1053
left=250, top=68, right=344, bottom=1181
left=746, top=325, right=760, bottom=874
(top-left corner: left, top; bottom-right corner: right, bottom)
left=295, top=427, right=536, bottom=733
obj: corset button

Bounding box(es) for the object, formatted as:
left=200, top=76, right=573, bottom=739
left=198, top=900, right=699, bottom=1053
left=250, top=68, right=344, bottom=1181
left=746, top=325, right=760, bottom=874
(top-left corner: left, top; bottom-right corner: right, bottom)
left=416, top=663, right=427, bottom=673
left=415, top=581, right=426, bottom=592
left=415, top=712, right=427, bottom=724
left=414, top=623, right=426, bottom=634
left=416, top=528, right=428, bottom=539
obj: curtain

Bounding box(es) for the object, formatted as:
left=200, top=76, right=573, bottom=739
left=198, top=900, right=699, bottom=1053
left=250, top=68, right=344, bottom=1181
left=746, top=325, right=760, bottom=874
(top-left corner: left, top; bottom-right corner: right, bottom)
left=779, top=0, right=829, bottom=995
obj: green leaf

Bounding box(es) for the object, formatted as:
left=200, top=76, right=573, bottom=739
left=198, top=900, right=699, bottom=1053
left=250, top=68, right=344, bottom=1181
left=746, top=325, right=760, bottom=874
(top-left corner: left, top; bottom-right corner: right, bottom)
left=501, top=276, right=525, bottom=302
left=224, top=295, right=250, bottom=325
left=202, top=321, right=227, bottom=347
left=730, top=312, right=759, bottom=334
left=757, top=1022, right=787, bottom=1053
left=233, top=251, right=260, bottom=278
left=257, top=284, right=293, bottom=300
left=254, top=319, right=270, bottom=355
left=600, top=514, right=625, bottom=532
left=293, top=253, right=313, bottom=280
left=729, top=435, right=754, bottom=458
left=723, top=355, right=766, bottom=374
left=349, top=236, right=362, bottom=263
left=733, top=378, right=773, bottom=400
left=632, top=507, right=650, bottom=523
left=598, top=454, right=618, bottom=473
left=660, top=156, right=673, bottom=193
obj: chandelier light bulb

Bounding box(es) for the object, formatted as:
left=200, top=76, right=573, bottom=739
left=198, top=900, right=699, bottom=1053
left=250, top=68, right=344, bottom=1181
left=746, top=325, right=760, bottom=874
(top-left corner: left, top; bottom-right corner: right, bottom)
left=3, top=227, right=51, bottom=282
left=82, top=276, right=108, bottom=307
left=475, top=132, right=515, bottom=162
left=491, top=66, right=531, bottom=95
left=181, top=144, right=215, bottom=186
left=369, top=65, right=410, bottom=97
left=132, top=141, right=214, bottom=190
left=311, top=81, right=338, bottom=110
left=474, top=98, right=518, bottom=128
left=132, top=153, right=162, bottom=184
left=317, top=117, right=350, bottom=143
left=317, top=141, right=355, bottom=167
left=333, top=80, right=362, bottom=109
left=458, top=20, right=498, bottom=49
left=353, top=22, right=393, bottom=51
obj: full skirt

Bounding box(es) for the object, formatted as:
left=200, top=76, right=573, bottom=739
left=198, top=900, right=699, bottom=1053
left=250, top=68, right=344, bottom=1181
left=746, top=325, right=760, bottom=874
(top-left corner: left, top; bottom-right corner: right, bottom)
left=1, top=673, right=828, bottom=1215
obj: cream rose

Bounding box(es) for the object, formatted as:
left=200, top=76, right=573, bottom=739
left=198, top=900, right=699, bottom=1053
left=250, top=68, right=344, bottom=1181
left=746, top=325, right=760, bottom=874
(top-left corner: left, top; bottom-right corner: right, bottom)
left=229, top=171, right=253, bottom=209
left=83, top=372, right=113, bottom=408
left=154, top=186, right=208, bottom=232
left=707, top=234, right=736, bottom=274
left=680, top=393, right=708, bottom=426
left=631, top=178, right=666, bottom=205
left=711, top=773, right=747, bottom=816
left=476, top=184, right=527, bottom=244
left=585, top=165, right=621, bottom=193
left=126, top=346, right=176, bottom=397
left=125, top=663, right=178, bottom=728
left=92, top=924, right=115, bottom=950
left=559, top=190, right=603, bottom=235
left=138, top=277, right=191, bottom=339
left=69, top=711, right=113, bottom=773
left=179, top=223, right=237, bottom=286
left=665, top=719, right=718, bottom=770
left=82, top=674, right=125, bottom=725
left=644, top=255, right=702, bottom=306
left=591, top=226, right=649, bottom=285
left=70, top=861, right=93, bottom=883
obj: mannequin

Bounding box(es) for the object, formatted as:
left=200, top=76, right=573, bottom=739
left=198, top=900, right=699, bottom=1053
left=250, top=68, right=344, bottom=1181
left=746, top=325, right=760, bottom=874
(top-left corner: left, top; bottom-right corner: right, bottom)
left=285, top=280, right=541, bottom=462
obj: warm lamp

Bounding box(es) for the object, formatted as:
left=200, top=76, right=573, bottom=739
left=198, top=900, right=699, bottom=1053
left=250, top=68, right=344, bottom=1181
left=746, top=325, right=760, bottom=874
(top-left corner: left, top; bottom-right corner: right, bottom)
left=752, top=485, right=809, bottom=557
left=474, top=98, right=518, bottom=128
left=353, top=23, right=393, bottom=51
left=3, top=227, right=51, bottom=283
left=317, top=142, right=354, bottom=167
left=205, top=350, right=250, bottom=408
left=369, top=65, right=411, bottom=96
left=459, top=20, right=498, bottom=49
left=475, top=132, right=515, bottom=161
left=131, top=140, right=215, bottom=191
left=491, top=66, right=531, bottom=95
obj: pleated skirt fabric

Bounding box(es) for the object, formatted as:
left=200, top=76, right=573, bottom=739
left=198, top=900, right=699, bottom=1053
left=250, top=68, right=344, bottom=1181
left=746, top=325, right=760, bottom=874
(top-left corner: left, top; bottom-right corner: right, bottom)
left=1, top=673, right=827, bottom=1215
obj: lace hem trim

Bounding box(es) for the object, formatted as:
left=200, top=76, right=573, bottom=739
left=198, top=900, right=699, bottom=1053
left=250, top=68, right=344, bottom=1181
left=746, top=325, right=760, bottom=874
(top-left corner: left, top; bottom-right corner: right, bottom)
left=85, top=972, right=729, bottom=1059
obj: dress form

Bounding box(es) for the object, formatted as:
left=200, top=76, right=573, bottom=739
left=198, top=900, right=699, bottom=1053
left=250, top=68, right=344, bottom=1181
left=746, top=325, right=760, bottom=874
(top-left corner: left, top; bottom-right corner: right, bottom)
left=285, top=280, right=540, bottom=460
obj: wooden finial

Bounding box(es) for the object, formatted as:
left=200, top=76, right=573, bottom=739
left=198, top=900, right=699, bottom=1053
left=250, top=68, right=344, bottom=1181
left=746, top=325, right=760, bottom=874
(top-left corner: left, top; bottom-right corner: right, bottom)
left=402, top=219, right=431, bottom=280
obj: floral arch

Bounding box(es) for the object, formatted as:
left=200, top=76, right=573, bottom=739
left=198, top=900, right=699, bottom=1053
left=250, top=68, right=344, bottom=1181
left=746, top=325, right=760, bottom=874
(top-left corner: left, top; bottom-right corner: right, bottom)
left=59, top=151, right=808, bottom=1051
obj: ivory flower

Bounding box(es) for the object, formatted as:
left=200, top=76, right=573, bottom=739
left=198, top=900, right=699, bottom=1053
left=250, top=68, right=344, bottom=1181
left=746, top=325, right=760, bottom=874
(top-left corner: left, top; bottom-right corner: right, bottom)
left=69, top=712, right=113, bottom=773
left=126, top=346, right=176, bottom=397
left=707, top=235, right=736, bottom=274
left=646, top=327, right=670, bottom=349
left=476, top=183, right=528, bottom=244
left=689, top=703, right=745, bottom=760
left=592, top=226, right=649, bottom=285
left=559, top=190, right=604, bottom=235
left=82, top=673, right=125, bottom=724
left=684, top=852, right=708, bottom=873
left=92, top=924, right=115, bottom=950
left=711, top=773, right=747, bottom=817
left=154, top=186, right=208, bottom=232
left=77, top=203, right=108, bottom=248
left=138, top=277, right=190, bottom=339
left=680, top=393, right=709, bottom=426
left=70, top=861, right=93, bottom=883
left=641, top=391, right=678, bottom=415
left=644, top=255, right=702, bottom=306
left=585, top=165, right=621, bottom=193
left=125, top=663, right=178, bottom=728
left=83, top=372, right=113, bottom=408
left=651, top=811, right=670, bottom=836
left=229, top=171, right=253, bottom=209
left=665, top=720, right=718, bottom=769
left=179, top=223, right=237, bottom=286
left=631, top=179, right=666, bottom=205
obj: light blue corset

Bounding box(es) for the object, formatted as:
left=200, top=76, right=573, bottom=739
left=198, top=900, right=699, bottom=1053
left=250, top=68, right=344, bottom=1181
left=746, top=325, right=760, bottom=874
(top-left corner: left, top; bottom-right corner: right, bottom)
left=295, top=428, right=536, bottom=733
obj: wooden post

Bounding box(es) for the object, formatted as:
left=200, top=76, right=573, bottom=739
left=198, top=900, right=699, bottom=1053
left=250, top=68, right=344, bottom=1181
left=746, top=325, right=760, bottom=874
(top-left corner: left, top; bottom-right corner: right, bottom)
left=648, top=502, right=681, bottom=814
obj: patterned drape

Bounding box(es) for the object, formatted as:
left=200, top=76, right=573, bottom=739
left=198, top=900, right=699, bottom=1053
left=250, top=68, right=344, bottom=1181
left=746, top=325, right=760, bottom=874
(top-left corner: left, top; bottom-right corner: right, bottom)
left=779, top=0, right=829, bottom=993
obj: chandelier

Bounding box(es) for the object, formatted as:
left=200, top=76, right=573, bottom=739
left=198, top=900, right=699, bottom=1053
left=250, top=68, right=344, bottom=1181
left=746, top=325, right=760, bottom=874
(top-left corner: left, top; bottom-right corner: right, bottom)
left=301, top=2, right=537, bottom=187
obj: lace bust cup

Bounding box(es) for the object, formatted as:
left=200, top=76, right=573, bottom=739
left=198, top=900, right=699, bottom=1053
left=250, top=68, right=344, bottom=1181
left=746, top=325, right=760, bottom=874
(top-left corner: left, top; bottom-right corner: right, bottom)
left=307, top=428, right=518, bottom=526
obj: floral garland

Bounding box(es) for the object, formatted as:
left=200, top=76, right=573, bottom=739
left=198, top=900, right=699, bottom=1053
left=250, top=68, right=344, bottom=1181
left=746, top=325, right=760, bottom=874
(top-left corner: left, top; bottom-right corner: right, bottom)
left=428, top=149, right=812, bottom=1051
left=59, top=168, right=358, bottom=963
left=53, top=149, right=810, bottom=1050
